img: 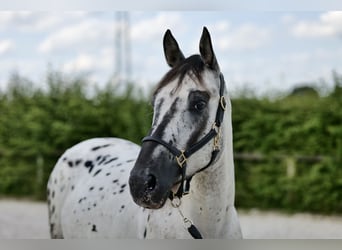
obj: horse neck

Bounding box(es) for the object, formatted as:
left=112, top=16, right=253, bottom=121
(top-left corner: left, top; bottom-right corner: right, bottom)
left=190, top=102, right=236, bottom=207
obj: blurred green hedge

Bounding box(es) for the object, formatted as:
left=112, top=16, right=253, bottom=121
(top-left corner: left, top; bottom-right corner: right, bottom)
left=0, top=70, right=341, bottom=214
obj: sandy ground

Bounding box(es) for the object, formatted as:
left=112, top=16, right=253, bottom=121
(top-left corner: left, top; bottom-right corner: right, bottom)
left=0, top=199, right=341, bottom=239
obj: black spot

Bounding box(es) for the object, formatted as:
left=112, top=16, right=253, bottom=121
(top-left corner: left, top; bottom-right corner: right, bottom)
left=47, top=188, right=50, bottom=196
left=68, top=161, right=73, bottom=167
left=52, top=190, right=55, bottom=198
left=51, top=205, right=55, bottom=214
left=98, top=155, right=110, bottom=165
left=126, top=159, right=135, bottom=163
left=120, top=184, right=127, bottom=189
left=106, top=172, right=111, bottom=176
left=119, top=189, right=124, bottom=194
left=217, top=218, right=221, bottom=222
left=75, top=159, right=82, bottom=166
left=93, top=169, right=102, bottom=177
left=91, top=144, right=111, bottom=151
left=89, top=186, right=94, bottom=191
left=84, top=161, right=95, bottom=173
left=147, top=214, right=150, bottom=222
left=71, top=185, right=75, bottom=191
left=113, top=192, right=117, bottom=195
left=93, top=203, right=97, bottom=207
left=99, top=187, right=104, bottom=191
left=200, top=207, right=202, bottom=211
left=116, top=163, right=122, bottom=167
left=104, top=157, right=118, bottom=165
left=85, top=160, right=93, bottom=166
left=168, top=212, right=172, bottom=216
left=143, top=228, right=147, bottom=238
left=119, top=205, right=125, bottom=213
left=54, top=178, right=57, bottom=184
left=96, top=155, right=102, bottom=161
left=92, top=224, right=98, bottom=232
left=78, top=197, right=87, bottom=204
left=62, top=157, right=67, bottom=162
left=112, top=179, right=118, bottom=183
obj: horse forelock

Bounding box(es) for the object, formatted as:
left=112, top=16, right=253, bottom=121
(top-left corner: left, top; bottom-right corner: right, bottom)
left=153, top=55, right=207, bottom=97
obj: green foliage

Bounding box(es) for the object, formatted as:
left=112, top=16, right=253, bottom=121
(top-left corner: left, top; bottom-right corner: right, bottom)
left=232, top=71, right=342, bottom=214
left=0, top=71, right=152, bottom=200
left=235, top=157, right=342, bottom=214
left=0, top=70, right=341, bottom=214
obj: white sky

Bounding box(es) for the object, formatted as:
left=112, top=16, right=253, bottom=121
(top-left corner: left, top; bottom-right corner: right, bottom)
left=0, top=11, right=342, bottom=96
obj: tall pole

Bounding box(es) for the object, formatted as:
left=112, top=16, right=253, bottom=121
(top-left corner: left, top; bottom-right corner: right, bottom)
left=124, top=11, right=131, bottom=84
left=114, top=11, right=131, bottom=86
left=115, top=11, right=122, bottom=84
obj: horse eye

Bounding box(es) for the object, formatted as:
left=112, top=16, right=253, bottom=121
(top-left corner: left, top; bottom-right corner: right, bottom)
left=194, top=100, right=207, bottom=111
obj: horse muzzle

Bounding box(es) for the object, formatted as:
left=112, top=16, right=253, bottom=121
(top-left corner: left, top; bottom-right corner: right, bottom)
left=129, top=158, right=180, bottom=209
left=129, top=169, right=171, bottom=209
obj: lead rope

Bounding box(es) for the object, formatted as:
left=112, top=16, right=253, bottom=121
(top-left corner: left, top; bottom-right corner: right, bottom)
left=171, top=197, right=203, bottom=239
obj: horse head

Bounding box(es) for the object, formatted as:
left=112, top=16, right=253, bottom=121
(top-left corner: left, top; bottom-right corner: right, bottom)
left=129, top=27, right=228, bottom=209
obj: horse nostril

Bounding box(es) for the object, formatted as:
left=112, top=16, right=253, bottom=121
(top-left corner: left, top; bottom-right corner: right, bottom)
left=145, top=174, right=157, bottom=191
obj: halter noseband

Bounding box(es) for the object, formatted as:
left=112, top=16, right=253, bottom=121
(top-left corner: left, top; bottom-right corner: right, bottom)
left=142, top=73, right=227, bottom=200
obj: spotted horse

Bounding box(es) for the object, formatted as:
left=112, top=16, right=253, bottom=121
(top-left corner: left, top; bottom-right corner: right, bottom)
left=47, top=27, right=242, bottom=239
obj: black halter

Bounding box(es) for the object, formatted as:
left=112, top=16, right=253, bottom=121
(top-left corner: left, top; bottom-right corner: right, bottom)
left=142, top=73, right=227, bottom=200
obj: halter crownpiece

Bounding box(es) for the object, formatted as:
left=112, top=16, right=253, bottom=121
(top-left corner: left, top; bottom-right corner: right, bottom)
left=142, top=73, right=227, bottom=200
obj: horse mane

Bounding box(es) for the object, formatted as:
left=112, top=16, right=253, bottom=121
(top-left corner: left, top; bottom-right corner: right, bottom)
left=153, top=55, right=206, bottom=96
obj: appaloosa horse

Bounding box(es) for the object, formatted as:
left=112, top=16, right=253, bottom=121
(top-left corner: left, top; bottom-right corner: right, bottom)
left=47, top=27, right=242, bottom=239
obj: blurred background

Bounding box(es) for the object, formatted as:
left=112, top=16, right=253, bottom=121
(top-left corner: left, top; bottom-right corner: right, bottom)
left=0, top=11, right=341, bottom=238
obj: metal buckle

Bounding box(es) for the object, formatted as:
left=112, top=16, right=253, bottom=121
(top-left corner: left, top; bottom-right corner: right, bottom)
left=212, top=122, right=219, bottom=133
left=213, top=134, right=220, bottom=151
left=176, top=150, right=187, bottom=168
left=183, top=217, right=193, bottom=229
left=220, top=96, right=227, bottom=111
left=212, top=123, right=221, bottom=151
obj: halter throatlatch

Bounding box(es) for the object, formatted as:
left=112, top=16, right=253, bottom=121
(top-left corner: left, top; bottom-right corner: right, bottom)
left=142, top=73, right=227, bottom=200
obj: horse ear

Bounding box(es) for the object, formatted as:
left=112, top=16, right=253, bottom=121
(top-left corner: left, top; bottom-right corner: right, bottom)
left=199, top=27, right=219, bottom=71
left=163, top=29, right=185, bottom=67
